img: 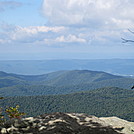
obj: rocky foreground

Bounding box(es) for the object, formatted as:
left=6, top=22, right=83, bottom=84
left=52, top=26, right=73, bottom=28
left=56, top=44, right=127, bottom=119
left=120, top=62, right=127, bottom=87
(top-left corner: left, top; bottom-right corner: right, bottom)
left=0, top=112, right=134, bottom=134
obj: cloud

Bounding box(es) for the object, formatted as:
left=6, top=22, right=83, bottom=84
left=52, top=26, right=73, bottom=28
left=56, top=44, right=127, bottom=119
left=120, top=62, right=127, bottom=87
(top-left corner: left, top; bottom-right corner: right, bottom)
left=10, top=26, right=65, bottom=42
left=0, top=0, right=133, bottom=47
left=43, top=0, right=134, bottom=29
left=55, top=34, right=86, bottom=43
left=40, top=0, right=134, bottom=47
left=0, top=24, right=66, bottom=45
left=0, top=22, right=124, bottom=47
left=0, top=1, right=22, bottom=12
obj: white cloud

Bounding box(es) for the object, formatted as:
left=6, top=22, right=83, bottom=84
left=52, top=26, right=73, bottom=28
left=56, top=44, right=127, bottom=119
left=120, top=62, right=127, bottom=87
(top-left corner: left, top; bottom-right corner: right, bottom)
left=0, top=23, right=125, bottom=47
left=15, top=26, right=65, bottom=34
left=40, top=0, right=134, bottom=47
left=15, top=26, right=64, bottom=34
left=55, top=34, right=86, bottom=43
left=0, top=24, right=66, bottom=44
left=111, top=18, right=134, bottom=28
left=10, top=26, right=65, bottom=42
left=43, top=0, right=134, bottom=29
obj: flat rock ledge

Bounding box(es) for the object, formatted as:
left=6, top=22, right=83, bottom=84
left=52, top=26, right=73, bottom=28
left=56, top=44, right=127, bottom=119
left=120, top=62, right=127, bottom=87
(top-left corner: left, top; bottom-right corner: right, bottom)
left=0, top=112, right=134, bottom=134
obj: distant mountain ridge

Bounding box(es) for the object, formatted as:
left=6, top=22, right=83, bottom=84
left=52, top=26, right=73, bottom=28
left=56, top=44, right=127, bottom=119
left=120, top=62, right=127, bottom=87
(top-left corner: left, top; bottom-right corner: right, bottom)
left=0, top=59, right=134, bottom=75
left=0, top=69, right=123, bottom=83
left=0, top=70, right=134, bottom=96
left=41, top=70, right=123, bottom=86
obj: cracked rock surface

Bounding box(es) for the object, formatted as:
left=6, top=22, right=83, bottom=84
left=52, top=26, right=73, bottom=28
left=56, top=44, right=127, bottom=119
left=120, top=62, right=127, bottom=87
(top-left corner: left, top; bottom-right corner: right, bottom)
left=0, top=112, right=133, bottom=134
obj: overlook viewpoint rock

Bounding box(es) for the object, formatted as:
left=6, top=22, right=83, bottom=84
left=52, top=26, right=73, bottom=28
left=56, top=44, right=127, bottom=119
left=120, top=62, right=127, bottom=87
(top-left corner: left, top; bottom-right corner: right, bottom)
left=1, top=112, right=134, bottom=134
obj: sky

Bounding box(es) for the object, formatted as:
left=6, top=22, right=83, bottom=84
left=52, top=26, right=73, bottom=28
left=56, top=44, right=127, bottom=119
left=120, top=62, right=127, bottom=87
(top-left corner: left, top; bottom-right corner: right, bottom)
left=0, top=0, right=134, bottom=60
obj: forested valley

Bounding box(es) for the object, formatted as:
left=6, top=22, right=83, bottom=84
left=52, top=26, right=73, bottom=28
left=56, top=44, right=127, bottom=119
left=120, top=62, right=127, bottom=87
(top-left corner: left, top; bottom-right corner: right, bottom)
left=0, top=70, right=134, bottom=121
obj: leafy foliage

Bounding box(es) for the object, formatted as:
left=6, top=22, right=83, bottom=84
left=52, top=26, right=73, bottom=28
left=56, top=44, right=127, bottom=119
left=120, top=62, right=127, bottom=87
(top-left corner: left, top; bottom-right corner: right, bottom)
left=0, top=97, right=25, bottom=125
left=6, top=105, right=25, bottom=119
left=1, top=87, right=134, bottom=121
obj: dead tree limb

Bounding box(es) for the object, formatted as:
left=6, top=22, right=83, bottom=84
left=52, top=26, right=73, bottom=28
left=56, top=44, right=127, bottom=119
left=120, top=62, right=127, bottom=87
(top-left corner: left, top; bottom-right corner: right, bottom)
left=122, top=29, right=134, bottom=43
left=121, top=38, right=134, bottom=43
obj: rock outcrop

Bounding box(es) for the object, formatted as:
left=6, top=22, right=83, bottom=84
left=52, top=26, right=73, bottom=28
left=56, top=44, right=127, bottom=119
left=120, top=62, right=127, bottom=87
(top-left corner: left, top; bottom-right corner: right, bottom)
left=100, top=116, right=134, bottom=134
left=0, top=112, right=134, bottom=134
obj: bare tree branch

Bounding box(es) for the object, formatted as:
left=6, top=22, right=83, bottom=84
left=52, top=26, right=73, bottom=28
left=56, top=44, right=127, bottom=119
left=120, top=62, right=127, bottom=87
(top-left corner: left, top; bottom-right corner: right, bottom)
left=121, top=38, right=134, bottom=43
left=122, top=29, right=134, bottom=43
left=128, top=29, right=134, bottom=34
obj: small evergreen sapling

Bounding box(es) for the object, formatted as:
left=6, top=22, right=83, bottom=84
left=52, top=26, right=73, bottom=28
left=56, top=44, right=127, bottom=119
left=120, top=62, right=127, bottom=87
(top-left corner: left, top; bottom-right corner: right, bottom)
left=0, top=97, right=25, bottom=126
left=6, top=105, right=25, bottom=119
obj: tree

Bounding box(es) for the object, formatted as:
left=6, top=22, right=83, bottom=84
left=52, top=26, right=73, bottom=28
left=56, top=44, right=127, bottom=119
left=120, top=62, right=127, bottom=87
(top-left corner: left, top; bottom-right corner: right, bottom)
left=6, top=105, right=25, bottom=119
left=0, top=97, right=25, bottom=125
left=121, top=29, right=134, bottom=43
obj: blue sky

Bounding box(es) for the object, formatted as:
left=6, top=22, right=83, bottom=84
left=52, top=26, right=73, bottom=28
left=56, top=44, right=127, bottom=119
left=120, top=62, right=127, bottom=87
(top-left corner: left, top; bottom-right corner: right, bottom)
left=0, top=0, right=134, bottom=60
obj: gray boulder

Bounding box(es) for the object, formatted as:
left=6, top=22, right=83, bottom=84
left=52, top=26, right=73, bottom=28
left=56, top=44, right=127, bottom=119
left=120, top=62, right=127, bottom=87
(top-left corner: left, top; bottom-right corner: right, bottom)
left=1, top=112, right=133, bottom=134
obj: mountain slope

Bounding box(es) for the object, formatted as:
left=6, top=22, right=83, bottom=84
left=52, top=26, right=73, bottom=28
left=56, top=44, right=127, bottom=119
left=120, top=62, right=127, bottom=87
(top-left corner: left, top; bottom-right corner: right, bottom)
left=0, top=70, right=134, bottom=96
left=1, top=87, right=134, bottom=121
left=0, top=70, right=125, bottom=87
left=41, top=70, right=123, bottom=86
left=0, top=71, right=28, bottom=88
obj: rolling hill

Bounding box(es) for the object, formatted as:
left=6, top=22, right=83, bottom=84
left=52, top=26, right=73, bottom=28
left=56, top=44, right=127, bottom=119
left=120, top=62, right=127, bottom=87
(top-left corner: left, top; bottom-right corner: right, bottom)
left=0, top=70, right=134, bottom=96
left=41, top=70, right=123, bottom=86
left=0, top=70, right=126, bottom=86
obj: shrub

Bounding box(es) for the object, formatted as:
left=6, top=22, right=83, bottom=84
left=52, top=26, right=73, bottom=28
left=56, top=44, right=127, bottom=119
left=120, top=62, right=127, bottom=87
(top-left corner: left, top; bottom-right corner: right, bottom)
left=0, top=97, right=25, bottom=125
